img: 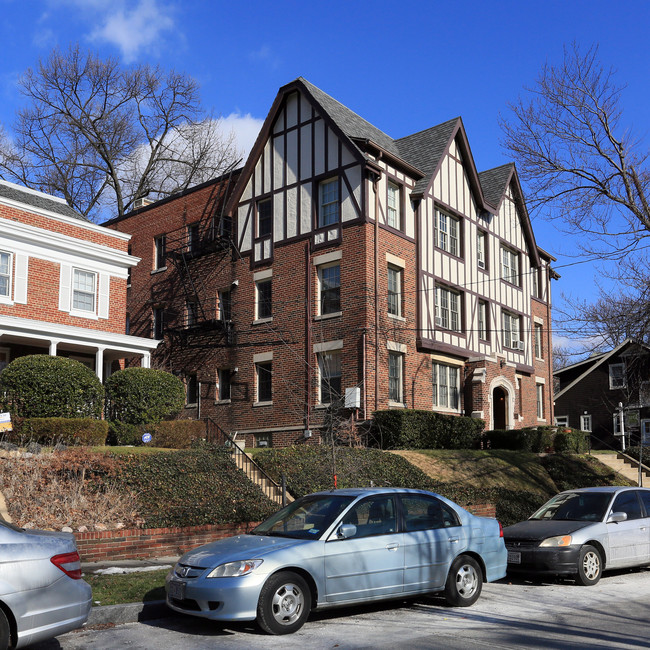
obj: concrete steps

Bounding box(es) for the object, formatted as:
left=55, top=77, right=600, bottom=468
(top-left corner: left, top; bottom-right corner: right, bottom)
left=595, top=453, right=650, bottom=485
left=231, top=446, right=293, bottom=506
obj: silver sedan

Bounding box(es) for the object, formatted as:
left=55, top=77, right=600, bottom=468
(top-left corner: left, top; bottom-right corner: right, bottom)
left=166, top=487, right=507, bottom=635
left=0, top=519, right=92, bottom=648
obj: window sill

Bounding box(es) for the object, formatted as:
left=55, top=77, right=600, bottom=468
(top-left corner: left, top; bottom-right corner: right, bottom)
left=500, top=279, right=521, bottom=290
left=69, top=310, right=99, bottom=320
left=215, top=399, right=231, bottom=405
left=388, top=313, right=406, bottom=322
left=253, top=317, right=273, bottom=325
left=253, top=401, right=273, bottom=407
left=151, top=267, right=167, bottom=275
left=0, top=296, right=14, bottom=305
left=388, top=400, right=406, bottom=409
left=185, top=403, right=197, bottom=409
left=433, top=406, right=462, bottom=414
left=315, top=311, right=342, bottom=321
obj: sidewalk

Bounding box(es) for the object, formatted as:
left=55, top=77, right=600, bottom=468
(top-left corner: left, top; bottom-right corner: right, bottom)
left=82, top=556, right=179, bottom=627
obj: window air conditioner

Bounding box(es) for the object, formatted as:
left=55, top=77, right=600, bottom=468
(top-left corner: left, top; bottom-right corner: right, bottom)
left=516, top=341, right=525, bottom=351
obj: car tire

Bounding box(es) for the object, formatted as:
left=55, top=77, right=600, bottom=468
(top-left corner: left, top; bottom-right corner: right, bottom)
left=444, top=555, right=483, bottom=607
left=256, top=571, right=311, bottom=635
left=576, top=545, right=602, bottom=586
left=0, top=608, right=10, bottom=649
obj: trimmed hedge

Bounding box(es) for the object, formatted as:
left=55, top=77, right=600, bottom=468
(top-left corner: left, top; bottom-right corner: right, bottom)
left=373, top=409, right=484, bottom=450
left=107, top=420, right=205, bottom=448
left=118, top=447, right=277, bottom=527
left=9, top=418, right=109, bottom=446
left=0, top=355, right=104, bottom=418
left=481, top=427, right=589, bottom=453
left=541, top=454, right=634, bottom=491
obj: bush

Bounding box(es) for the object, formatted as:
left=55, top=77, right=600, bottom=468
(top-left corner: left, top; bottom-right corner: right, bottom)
left=147, top=420, right=205, bottom=448
left=9, top=418, right=108, bottom=446
left=372, top=409, right=484, bottom=450
left=104, top=368, right=185, bottom=424
left=554, top=429, right=590, bottom=454
left=481, top=427, right=586, bottom=453
left=541, top=454, right=633, bottom=490
left=0, top=355, right=104, bottom=418
left=107, top=421, right=142, bottom=446
left=119, top=447, right=277, bottom=527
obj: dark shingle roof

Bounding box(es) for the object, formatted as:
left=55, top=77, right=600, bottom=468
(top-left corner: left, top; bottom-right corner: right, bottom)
left=0, top=180, right=87, bottom=221
left=478, top=163, right=514, bottom=210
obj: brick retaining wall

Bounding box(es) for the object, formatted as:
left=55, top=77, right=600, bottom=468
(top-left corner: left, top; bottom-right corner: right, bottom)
left=75, top=502, right=496, bottom=562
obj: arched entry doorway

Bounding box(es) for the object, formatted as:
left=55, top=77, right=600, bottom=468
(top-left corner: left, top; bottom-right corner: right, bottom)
left=493, top=386, right=508, bottom=430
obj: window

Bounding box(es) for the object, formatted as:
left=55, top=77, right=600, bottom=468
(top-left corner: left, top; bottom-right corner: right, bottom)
left=218, top=289, right=232, bottom=321
left=257, top=199, right=272, bottom=237
left=186, top=375, right=198, bottom=406
left=0, top=251, right=11, bottom=298
left=535, top=323, right=543, bottom=359
left=387, top=265, right=402, bottom=317
left=432, top=362, right=460, bottom=410
left=555, top=416, right=569, bottom=427
left=609, top=363, right=626, bottom=389
left=217, top=368, right=231, bottom=402
left=477, top=231, right=487, bottom=270
left=187, top=223, right=200, bottom=253
left=0, top=348, right=9, bottom=373
left=186, top=300, right=198, bottom=327
left=478, top=300, right=488, bottom=341
left=318, top=263, right=340, bottom=315
left=435, top=209, right=459, bottom=256
left=502, top=311, right=521, bottom=349
left=387, top=181, right=401, bottom=230
left=580, top=414, right=592, bottom=432
left=388, top=352, right=404, bottom=403
left=255, top=433, right=272, bottom=448
left=319, top=178, right=339, bottom=227
left=611, top=491, right=643, bottom=521
left=256, top=279, right=272, bottom=320
left=125, top=312, right=130, bottom=335
left=501, top=247, right=519, bottom=285
left=402, top=495, right=460, bottom=531
left=318, top=351, right=342, bottom=404
left=256, top=361, right=272, bottom=403
left=536, top=383, right=544, bottom=420
left=72, top=269, right=96, bottom=313
left=532, top=267, right=541, bottom=299
left=340, top=495, right=397, bottom=538
left=154, top=235, right=166, bottom=270
left=153, top=307, right=165, bottom=339
left=435, top=285, right=461, bottom=332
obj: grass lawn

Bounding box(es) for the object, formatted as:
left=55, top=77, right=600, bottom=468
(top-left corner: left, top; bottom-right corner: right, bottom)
left=84, top=569, right=169, bottom=606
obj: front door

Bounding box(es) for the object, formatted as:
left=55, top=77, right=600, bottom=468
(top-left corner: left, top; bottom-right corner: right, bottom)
left=493, top=386, right=508, bottom=430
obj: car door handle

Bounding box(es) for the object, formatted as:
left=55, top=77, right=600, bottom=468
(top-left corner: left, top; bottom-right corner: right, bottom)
left=448, top=537, right=459, bottom=543
left=386, top=543, right=400, bottom=552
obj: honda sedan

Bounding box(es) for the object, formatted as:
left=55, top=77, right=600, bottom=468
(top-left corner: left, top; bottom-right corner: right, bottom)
left=166, top=488, right=507, bottom=634
left=504, top=486, right=650, bottom=585
left=0, top=519, right=92, bottom=648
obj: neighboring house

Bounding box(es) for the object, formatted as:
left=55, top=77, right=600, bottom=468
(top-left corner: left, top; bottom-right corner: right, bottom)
left=554, top=339, right=650, bottom=450
left=0, top=180, right=158, bottom=378
left=107, top=77, right=556, bottom=447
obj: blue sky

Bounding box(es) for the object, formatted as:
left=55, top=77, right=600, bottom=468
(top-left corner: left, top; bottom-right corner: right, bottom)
left=1, top=0, right=649, bottom=348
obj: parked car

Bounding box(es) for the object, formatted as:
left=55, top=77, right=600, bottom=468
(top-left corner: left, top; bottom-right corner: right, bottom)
left=166, top=487, right=507, bottom=634
left=504, top=486, right=650, bottom=585
left=0, top=519, right=92, bottom=648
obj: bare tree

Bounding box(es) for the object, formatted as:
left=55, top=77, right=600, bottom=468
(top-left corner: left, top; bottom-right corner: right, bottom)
left=0, top=45, right=240, bottom=221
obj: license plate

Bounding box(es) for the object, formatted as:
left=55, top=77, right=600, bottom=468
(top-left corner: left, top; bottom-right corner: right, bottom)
left=168, top=580, right=186, bottom=600
left=508, top=550, right=521, bottom=564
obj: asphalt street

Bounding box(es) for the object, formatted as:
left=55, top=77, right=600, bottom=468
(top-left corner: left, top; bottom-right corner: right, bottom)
left=34, top=567, right=650, bottom=649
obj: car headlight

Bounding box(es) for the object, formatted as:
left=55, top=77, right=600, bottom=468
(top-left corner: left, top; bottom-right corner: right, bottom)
left=207, top=559, right=263, bottom=578
left=539, top=535, right=572, bottom=547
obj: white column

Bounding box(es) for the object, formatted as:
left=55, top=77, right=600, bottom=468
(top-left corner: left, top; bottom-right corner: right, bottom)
left=94, top=348, right=105, bottom=380
left=142, top=353, right=151, bottom=368
left=49, top=340, right=58, bottom=356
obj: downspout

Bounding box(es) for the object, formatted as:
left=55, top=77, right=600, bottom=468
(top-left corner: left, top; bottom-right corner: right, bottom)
left=362, top=329, right=367, bottom=419
left=372, top=168, right=381, bottom=412
left=197, top=381, right=201, bottom=419
left=546, top=266, right=554, bottom=423
left=305, top=242, right=312, bottom=434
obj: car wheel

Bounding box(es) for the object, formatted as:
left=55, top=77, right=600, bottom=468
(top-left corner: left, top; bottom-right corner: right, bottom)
left=576, top=545, right=602, bottom=586
left=0, top=608, right=10, bottom=649
left=444, top=555, right=483, bottom=607
left=256, top=571, right=311, bottom=635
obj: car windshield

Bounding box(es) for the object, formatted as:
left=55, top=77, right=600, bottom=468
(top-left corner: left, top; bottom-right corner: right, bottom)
left=529, top=492, right=612, bottom=522
left=252, top=494, right=355, bottom=539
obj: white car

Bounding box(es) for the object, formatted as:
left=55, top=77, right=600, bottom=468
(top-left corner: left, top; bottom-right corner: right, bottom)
left=0, top=519, right=92, bottom=648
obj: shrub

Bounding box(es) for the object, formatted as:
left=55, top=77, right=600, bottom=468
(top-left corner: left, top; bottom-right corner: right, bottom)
left=481, top=428, right=554, bottom=452
left=13, top=418, right=108, bottom=446
left=541, top=454, right=633, bottom=490
left=372, top=409, right=484, bottom=450
left=554, top=429, right=590, bottom=454
left=104, top=368, right=185, bottom=425
left=147, top=420, right=205, bottom=448
left=107, top=421, right=142, bottom=446
left=0, top=355, right=104, bottom=418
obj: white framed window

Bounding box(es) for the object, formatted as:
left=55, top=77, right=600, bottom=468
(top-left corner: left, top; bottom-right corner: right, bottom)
left=186, top=300, right=198, bottom=327
left=477, top=231, right=487, bottom=269
left=0, top=251, right=11, bottom=298
left=256, top=361, right=273, bottom=403
left=554, top=415, right=569, bottom=427
left=256, top=279, right=272, bottom=320
left=501, top=246, right=519, bottom=285
left=72, top=269, right=96, bottom=313
left=535, top=323, right=543, bottom=359
left=319, top=178, right=339, bottom=227
left=154, top=235, right=166, bottom=270
left=257, top=198, right=272, bottom=237
left=536, top=383, right=544, bottom=420
left=435, top=209, right=459, bottom=256
left=502, top=311, right=522, bottom=350
left=435, top=285, right=461, bottom=332
left=387, top=265, right=402, bottom=317
left=532, top=267, right=541, bottom=299
left=318, top=351, right=342, bottom=404
left=153, top=307, right=165, bottom=339
left=387, top=181, right=401, bottom=230
left=318, top=263, right=341, bottom=315
left=187, top=223, right=200, bottom=253
left=432, top=362, right=460, bottom=410
left=217, top=289, right=231, bottom=321
left=478, top=300, right=488, bottom=341
left=580, top=414, right=592, bottom=432
left=388, top=351, right=404, bottom=403
left=217, top=368, right=231, bottom=402
left=609, top=363, right=626, bottom=389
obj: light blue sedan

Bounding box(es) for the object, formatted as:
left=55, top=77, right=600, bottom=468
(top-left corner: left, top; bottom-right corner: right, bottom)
left=166, top=488, right=507, bottom=634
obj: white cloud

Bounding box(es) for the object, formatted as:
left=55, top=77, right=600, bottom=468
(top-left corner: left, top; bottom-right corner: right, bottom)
left=220, top=112, right=264, bottom=162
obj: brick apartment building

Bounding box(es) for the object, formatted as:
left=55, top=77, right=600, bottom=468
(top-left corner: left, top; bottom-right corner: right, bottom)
left=0, top=180, right=158, bottom=377
left=107, top=78, right=556, bottom=447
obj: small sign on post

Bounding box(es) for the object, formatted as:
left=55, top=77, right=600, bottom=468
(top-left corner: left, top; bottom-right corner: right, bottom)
left=142, top=432, right=152, bottom=444
left=0, top=412, right=12, bottom=433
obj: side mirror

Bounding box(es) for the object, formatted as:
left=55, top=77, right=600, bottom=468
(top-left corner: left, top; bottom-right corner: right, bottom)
left=337, top=523, right=357, bottom=539
left=607, top=511, right=628, bottom=524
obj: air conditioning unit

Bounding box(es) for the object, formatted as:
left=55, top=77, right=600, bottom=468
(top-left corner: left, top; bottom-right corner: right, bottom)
left=516, top=341, right=525, bottom=351
left=435, top=316, right=443, bottom=327
left=478, top=259, right=485, bottom=269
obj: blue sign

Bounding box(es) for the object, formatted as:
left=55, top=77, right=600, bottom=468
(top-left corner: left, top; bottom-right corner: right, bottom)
left=142, top=432, right=152, bottom=443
